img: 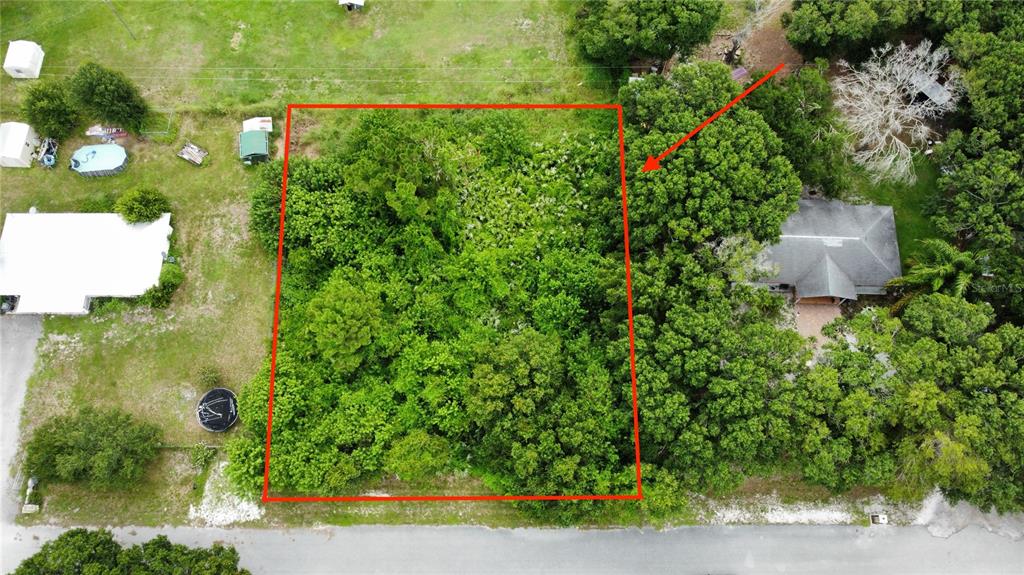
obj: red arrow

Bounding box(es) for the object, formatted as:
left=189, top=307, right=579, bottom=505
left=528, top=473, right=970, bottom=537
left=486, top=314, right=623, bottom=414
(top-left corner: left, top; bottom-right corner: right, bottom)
left=641, top=62, right=785, bottom=173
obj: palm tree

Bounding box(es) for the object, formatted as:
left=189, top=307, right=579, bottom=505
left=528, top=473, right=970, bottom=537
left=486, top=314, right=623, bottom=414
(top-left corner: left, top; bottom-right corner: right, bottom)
left=887, top=239, right=986, bottom=311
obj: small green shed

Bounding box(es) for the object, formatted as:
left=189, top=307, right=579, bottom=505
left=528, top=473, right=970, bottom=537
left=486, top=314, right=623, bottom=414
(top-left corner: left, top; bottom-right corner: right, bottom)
left=238, top=130, right=269, bottom=165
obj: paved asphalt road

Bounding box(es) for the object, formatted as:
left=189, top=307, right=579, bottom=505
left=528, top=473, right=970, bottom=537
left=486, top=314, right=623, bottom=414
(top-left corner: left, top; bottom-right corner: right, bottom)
left=0, top=315, right=42, bottom=525
left=3, top=523, right=1023, bottom=574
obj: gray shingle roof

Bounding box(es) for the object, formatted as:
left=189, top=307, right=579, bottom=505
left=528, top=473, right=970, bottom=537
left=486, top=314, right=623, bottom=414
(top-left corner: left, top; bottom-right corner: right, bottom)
left=760, top=199, right=902, bottom=299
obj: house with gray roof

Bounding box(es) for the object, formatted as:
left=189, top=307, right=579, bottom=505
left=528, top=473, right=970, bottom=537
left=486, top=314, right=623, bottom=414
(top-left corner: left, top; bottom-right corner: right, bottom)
left=756, top=199, right=902, bottom=302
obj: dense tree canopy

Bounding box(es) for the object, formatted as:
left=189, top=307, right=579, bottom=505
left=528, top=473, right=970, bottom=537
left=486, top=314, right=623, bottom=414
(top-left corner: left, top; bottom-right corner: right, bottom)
left=944, top=6, right=1024, bottom=153
left=238, top=109, right=630, bottom=518
left=14, top=529, right=249, bottom=575
left=782, top=0, right=925, bottom=58
left=804, top=295, right=1024, bottom=511
left=69, top=62, right=149, bottom=132
left=235, top=65, right=816, bottom=517
left=744, top=61, right=851, bottom=195
left=572, top=0, right=722, bottom=69
left=22, top=79, right=80, bottom=141
left=614, top=64, right=808, bottom=491
left=620, top=64, right=801, bottom=251
left=235, top=55, right=1024, bottom=517
left=26, top=408, right=161, bottom=489
left=931, top=129, right=1024, bottom=320
left=925, top=4, right=1024, bottom=322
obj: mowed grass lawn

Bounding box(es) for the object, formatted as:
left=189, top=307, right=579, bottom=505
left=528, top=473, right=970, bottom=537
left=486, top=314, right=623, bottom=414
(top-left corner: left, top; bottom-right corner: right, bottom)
left=850, top=156, right=942, bottom=264
left=0, top=0, right=610, bottom=112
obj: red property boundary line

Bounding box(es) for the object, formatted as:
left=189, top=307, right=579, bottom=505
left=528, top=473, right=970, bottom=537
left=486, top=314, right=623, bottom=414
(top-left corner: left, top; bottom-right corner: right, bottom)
left=262, top=103, right=642, bottom=502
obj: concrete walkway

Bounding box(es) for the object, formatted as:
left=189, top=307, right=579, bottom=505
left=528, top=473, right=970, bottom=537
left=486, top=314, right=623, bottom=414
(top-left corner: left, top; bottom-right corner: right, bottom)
left=0, top=315, right=42, bottom=525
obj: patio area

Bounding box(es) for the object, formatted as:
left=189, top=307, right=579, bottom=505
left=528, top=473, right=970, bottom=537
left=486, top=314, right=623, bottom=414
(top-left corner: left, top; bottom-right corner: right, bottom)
left=794, top=301, right=842, bottom=348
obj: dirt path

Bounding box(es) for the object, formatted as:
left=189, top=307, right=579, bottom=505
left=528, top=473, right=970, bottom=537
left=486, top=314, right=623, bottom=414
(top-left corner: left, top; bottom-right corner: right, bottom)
left=740, top=0, right=803, bottom=74
left=696, top=0, right=803, bottom=76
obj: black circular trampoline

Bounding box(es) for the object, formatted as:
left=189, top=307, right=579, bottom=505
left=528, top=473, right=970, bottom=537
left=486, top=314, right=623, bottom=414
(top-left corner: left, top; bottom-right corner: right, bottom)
left=197, top=388, right=238, bottom=432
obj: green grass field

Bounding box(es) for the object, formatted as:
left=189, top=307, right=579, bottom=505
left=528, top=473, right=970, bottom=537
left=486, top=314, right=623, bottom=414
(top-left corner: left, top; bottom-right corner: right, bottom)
left=849, top=156, right=942, bottom=264
left=0, top=0, right=611, bottom=112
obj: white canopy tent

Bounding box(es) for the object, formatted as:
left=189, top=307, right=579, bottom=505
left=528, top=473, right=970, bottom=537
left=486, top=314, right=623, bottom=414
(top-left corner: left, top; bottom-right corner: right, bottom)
left=0, top=122, right=40, bottom=168
left=3, top=40, right=45, bottom=79
left=0, top=212, right=173, bottom=314
left=242, top=117, right=273, bottom=132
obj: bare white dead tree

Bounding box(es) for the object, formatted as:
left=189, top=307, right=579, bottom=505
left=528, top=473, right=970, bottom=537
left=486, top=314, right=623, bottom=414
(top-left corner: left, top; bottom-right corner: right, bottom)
left=832, top=40, right=962, bottom=183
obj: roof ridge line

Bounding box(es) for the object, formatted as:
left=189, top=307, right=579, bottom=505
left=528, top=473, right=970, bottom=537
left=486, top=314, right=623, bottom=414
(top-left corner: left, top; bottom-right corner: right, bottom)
left=859, top=208, right=899, bottom=276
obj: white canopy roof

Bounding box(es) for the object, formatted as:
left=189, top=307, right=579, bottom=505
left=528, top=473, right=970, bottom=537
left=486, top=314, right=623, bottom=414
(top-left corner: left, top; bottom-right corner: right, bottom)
left=242, top=117, right=272, bottom=132
left=0, top=212, right=172, bottom=314
left=3, top=40, right=44, bottom=79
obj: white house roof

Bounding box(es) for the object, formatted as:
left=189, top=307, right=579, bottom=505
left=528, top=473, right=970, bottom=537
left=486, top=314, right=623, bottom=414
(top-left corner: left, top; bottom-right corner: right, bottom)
left=0, top=212, right=172, bottom=314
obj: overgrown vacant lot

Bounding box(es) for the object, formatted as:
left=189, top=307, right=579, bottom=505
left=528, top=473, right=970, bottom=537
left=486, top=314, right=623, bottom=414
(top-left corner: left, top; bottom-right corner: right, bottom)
left=236, top=108, right=631, bottom=512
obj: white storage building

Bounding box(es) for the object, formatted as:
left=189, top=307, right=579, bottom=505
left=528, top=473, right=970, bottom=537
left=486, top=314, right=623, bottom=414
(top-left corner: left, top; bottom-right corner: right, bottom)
left=0, top=122, right=40, bottom=168
left=3, top=40, right=45, bottom=79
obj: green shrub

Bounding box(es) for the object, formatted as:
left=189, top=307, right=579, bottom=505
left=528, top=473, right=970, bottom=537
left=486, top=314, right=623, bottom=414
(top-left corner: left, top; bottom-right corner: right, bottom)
left=25, top=408, right=161, bottom=489
left=79, top=192, right=118, bottom=213
left=69, top=62, right=149, bottom=132
left=114, top=186, right=170, bottom=223
left=140, top=262, right=184, bottom=308
left=197, top=365, right=222, bottom=387
left=572, top=0, right=722, bottom=68
left=22, top=79, right=81, bottom=140
left=224, top=435, right=266, bottom=495
left=189, top=444, right=217, bottom=471
left=384, top=430, right=453, bottom=483
left=14, top=529, right=250, bottom=575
